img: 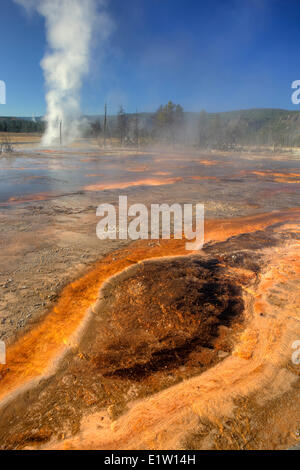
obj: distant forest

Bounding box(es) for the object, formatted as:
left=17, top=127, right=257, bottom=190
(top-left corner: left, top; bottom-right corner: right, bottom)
left=0, top=117, right=44, bottom=133
left=88, top=104, right=300, bottom=149
left=2, top=104, right=300, bottom=149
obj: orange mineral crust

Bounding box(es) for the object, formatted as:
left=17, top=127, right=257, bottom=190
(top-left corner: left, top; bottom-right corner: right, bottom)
left=0, top=208, right=299, bottom=408
left=84, top=177, right=182, bottom=191
left=45, top=231, right=300, bottom=451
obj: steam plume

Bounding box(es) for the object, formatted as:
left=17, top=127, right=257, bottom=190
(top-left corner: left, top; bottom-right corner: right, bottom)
left=15, top=0, right=110, bottom=146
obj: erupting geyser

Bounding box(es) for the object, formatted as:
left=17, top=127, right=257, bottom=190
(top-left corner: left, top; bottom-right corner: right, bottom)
left=15, top=0, right=111, bottom=146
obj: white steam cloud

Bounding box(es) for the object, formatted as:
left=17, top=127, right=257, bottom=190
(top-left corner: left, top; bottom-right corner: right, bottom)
left=15, top=0, right=111, bottom=146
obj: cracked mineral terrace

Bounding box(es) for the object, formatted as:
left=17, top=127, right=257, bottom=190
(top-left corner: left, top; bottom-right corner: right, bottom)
left=0, top=146, right=299, bottom=450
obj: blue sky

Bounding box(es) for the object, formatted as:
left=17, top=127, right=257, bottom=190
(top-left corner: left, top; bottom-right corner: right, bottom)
left=1, top=0, right=300, bottom=116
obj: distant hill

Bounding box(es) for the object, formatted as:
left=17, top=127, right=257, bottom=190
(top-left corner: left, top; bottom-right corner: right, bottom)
left=0, top=116, right=44, bottom=133
left=211, top=108, right=300, bottom=146
left=2, top=108, right=300, bottom=147
left=182, top=108, right=300, bottom=147
left=86, top=108, right=300, bottom=147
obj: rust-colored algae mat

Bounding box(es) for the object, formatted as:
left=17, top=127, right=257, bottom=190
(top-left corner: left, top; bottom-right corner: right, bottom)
left=0, top=238, right=186, bottom=404
left=0, top=207, right=299, bottom=406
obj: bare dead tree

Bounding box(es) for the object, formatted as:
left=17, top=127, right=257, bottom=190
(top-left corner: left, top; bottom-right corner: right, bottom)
left=103, top=103, right=107, bottom=147
left=134, top=109, right=139, bottom=148
left=0, top=135, right=14, bottom=154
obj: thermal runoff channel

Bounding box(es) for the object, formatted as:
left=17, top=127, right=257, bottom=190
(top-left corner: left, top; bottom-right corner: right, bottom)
left=0, top=0, right=300, bottom=452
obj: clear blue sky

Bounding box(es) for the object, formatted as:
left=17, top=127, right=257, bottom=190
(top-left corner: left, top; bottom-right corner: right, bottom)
left=1, top=0, right=300, bottom=116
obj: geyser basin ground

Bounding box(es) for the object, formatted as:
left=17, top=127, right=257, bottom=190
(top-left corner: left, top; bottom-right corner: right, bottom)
left=0, top=145, right=299, bottom=450
left=0, top=218, right=299, bottom=450
left=0, top=249, right=246, bottom=450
